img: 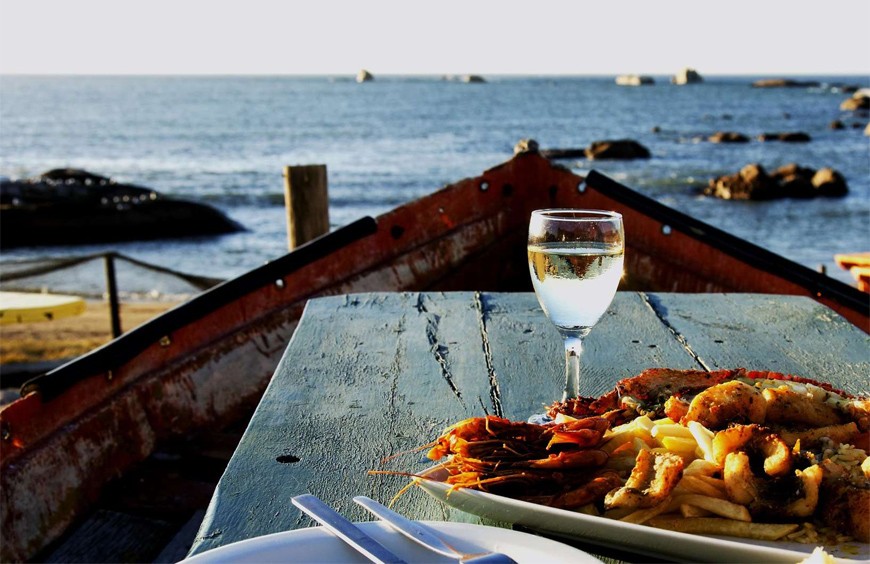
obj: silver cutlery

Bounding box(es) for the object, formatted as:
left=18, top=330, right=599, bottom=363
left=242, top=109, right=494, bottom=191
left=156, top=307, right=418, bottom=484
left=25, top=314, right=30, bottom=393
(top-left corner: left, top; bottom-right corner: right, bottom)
left=291, top=494, right=407, bottom=564
left=353, top=495, right=518, bottom=564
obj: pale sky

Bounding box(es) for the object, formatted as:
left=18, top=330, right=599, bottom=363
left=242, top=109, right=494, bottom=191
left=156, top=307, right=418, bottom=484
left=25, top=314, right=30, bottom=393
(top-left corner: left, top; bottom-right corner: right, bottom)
left=1, top=0, right=868, bottom=76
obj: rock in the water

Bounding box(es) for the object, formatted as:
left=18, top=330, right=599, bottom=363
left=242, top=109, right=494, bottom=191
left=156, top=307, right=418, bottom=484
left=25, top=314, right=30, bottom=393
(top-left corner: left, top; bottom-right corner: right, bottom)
left=751, top=79, right=821, bottom=88
left=705, top=163, right=848, bottom=200
left=757, top=132, right=811, bottom=142
left=514, top=139, right=540, bottom=155
left=584, top=139, right=651, bottom=160
left=811, top=168, right=848, bottom=197
left=830, top=120, right=846, bottom=130
left=615, top=75, right=654, bottom=86
left=0, top=169, right=244, bottom=248
left=672, top=68, right=703, bottom=85
left=356, top=69, right=374, bottom=83
left=840, top=91, right=869, bottom=111
left=704, top=164, right=780, bottom=200
left=708, top=131, right=750, bottom=143
left=462, top=75, right=486, bottom=83
left=771, top=164, right=817, bottom=198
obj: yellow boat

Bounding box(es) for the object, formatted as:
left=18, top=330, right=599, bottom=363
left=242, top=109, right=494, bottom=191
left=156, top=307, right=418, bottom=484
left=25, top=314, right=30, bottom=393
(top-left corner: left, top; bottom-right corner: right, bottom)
left=835, top=253, right=870, bottom=292
left=0, top=291, right=86, bottom=324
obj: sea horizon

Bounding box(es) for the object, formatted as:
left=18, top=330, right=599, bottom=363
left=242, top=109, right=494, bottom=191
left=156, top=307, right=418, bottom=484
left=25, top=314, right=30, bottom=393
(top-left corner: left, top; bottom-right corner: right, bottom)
left=1, top=74, right=868, bottom=295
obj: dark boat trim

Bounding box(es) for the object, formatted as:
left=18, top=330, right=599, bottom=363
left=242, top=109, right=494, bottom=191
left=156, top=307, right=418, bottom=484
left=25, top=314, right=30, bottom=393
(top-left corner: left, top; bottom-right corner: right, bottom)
left=20, top=216, right=379, bottom=400
left=585, top=170, right=869, bottom=318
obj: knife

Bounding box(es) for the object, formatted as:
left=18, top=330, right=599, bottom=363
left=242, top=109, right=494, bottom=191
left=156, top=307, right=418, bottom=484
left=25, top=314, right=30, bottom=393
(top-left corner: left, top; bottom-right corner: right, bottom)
left=353, top=496, right=517, bottom=564
left=291, top=494, right=407, bottom=564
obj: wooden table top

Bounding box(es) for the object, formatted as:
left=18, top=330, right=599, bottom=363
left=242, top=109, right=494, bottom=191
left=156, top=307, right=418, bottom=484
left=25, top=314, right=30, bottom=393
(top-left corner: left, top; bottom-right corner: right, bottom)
left=188, top=292, right=869, bottom=562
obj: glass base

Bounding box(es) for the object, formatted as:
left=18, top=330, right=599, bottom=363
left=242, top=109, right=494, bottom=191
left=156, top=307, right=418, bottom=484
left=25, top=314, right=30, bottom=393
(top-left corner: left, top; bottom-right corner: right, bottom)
left=527, top=413, right=554, bottom=425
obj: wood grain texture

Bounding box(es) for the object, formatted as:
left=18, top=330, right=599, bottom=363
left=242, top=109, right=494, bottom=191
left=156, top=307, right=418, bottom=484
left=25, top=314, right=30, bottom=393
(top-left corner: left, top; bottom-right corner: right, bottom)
left=478, top=292, right=702, bottom=419
left=188, top=291, right=869, bottom=559
left=648, top=293, right=869, bottom=395
left=283, top=164, right=329, bottom=249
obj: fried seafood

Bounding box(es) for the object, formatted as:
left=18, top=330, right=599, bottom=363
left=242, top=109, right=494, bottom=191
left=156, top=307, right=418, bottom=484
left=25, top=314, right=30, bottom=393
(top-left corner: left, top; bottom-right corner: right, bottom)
left=523, top=472, right=623, bottom=510
left=763, top=386, right=843, bottom=428
left=406, top=368, right=869, bottom=545
left=604, top=449, right=684, bottom=509
left=549, top=368, right=868, bottom=433
left=683, top=381, right=767, bottom=429
left=712, top=424, right=793, bottom=476
left=819, top=478, right=870, bottom=541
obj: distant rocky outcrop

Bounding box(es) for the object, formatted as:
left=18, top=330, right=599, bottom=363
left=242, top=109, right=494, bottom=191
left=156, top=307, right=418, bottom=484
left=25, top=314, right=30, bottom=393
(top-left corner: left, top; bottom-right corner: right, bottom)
left=0, top=169, right=244, bottom=248
left=757, top=132, right=811, bottom=142
left=513, top=139, right=540, bottom=155
left=441, top=74, right=486, bottom=83
left=585, top=140, right=651, bottom=160
left=840, top=90, right=869, bottom=111
left=708, top=132, right=750, bottom=143
left=703, top=163, right=848, bottom=200
left=672, top=68, right=703, bottom=85
left=540, top=139, right=651, bottom=160
left=356, top=69, right=374, bottom=83
left=751, top=79, right=821, bottom=88
left=615, top=75, right=654, bottom=86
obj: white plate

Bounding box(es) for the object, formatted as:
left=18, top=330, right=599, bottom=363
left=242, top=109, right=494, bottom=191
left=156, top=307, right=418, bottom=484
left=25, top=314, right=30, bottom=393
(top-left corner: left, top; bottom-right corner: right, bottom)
left=416, top=466, right=870, bottom=563
left=183, top=520, right=600, bottom=563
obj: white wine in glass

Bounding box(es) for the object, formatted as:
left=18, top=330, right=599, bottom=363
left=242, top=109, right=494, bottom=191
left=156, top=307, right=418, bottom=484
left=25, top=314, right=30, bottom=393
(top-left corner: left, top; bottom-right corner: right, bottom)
left=528, top=209, right=624, bottom=406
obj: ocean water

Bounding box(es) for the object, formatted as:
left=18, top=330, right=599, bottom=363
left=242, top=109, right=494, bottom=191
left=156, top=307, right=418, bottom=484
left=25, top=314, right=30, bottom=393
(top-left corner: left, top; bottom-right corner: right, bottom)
left=1, top=75, right=868, bottom=294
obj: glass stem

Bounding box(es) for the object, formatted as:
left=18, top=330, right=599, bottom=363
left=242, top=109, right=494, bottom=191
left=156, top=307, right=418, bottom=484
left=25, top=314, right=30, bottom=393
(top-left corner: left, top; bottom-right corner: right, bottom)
left=562, top=334, right=584, bottom=401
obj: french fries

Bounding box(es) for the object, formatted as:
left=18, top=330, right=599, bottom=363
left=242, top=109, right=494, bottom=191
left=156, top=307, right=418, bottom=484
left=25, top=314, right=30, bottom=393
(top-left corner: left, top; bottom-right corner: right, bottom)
left=601, top=414, right=806, bottom=542
left=674, top=475, right=727, bottom=499
left=621, top=497, right=675, bottom=524
left=670, top=494, right=751, bottom=521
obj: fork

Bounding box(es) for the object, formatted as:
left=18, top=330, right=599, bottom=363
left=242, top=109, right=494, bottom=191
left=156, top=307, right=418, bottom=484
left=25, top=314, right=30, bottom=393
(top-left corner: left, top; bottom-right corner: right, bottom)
left=353, top=496, right=518, bottom=564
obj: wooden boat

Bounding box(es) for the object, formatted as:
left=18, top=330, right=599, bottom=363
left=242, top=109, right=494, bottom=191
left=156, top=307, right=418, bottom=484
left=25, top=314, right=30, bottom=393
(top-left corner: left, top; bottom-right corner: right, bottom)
left=2, top=148, right=867, bottom=561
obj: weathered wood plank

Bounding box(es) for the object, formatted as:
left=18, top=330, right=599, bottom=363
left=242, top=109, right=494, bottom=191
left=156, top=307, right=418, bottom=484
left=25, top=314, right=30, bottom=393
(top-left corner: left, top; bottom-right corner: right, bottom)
left=191, top=292, right=498, bottom=554
left=650, top=293, right=870, bottom=394
left=189, top=291, right=869, bottom=560
left=481, top=293, right=702, bottom=418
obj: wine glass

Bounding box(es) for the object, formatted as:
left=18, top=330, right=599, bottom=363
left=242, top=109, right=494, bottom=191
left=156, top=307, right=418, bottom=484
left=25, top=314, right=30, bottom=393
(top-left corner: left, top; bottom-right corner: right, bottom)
left=527, top=209, right=625, bottom=413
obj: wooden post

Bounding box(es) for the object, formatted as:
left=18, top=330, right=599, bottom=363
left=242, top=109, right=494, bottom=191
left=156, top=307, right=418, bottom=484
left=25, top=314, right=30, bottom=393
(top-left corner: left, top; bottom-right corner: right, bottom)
left=283, top=165, right=329, bottom=250
left=104, top=253, right=122, bottom=338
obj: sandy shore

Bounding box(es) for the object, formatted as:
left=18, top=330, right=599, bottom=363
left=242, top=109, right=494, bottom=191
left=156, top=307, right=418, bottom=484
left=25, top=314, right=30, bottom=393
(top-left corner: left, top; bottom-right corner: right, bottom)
left=0, top=299, right=180, bottom=365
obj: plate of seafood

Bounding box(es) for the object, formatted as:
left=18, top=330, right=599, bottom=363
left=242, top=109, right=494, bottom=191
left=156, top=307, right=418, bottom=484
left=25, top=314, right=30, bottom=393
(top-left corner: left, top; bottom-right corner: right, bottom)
left=412, top=368, right=870, bottom=563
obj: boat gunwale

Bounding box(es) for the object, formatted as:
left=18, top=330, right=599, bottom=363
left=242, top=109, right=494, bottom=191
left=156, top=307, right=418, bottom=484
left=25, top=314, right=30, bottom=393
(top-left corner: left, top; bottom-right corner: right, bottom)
left=585, top=169, right=868, bottom=317
left=16, top=216, right=378, bottom=401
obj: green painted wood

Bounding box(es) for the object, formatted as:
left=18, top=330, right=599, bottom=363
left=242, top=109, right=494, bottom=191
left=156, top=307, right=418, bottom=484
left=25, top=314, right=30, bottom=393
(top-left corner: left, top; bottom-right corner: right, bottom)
left=189, top=291, right=869, bottom=561
left=481, top=292, right=703, bottom=419
left=649, top=293, right=870, bottom=395
left=191, top=292, right=502, bottom=555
